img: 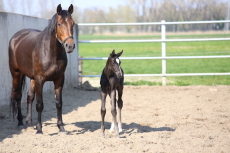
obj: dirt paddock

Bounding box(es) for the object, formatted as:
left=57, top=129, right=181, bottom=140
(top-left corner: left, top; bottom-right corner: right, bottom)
left=0, top=85, right=229, bottom=152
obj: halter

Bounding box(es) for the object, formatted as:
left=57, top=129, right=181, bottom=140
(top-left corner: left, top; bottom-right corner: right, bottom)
left=56, top=34, right=74, bottom=46
left=55, top=26, right=74, bottom=46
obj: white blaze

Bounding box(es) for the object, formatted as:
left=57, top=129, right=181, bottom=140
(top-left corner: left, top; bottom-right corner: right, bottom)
left=116, top=58, right=122, bottom=75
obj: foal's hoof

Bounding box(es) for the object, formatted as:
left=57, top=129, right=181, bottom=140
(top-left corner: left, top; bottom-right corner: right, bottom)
left=115, top=134, right=120, bottom=138
left=36, top=131, right=43, bottom=134
left=109, top=129, right=114, bottom=133
left=58, top=131, right=67, bottom=136
left=100, top=132, right=105, bottom=137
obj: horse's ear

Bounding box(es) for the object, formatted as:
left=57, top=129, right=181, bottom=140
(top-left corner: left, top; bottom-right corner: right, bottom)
left=110, top=50, right=115, bottom=57
left=57, top=4, right=62, bottom=15
left=68, top=4, right=74, bottom=14
left=117, top=50, right=123, bottom=57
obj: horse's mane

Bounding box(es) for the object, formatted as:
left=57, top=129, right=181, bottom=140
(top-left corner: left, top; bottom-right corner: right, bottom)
left=45, top=10, right=72, bottom=36
left=45, top=13, right=57, bottom=36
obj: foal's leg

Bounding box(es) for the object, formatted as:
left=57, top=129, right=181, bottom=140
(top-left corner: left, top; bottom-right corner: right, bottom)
left=35, top=77, right=44, bottom=134
left=117, top=85, right=123, bottom=132
left=110, top=89, right=119, bottom=138
left=26, top=79, right=35, bottom=127
left=100, top=87, right=107, bottom=137
left=53, top=75, right=65, bottom=132
left=10, top=73, right=24, bottom=127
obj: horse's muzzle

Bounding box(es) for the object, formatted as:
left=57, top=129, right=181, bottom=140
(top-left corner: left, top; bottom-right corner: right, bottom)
left=64, top=41, right=75, bottom=53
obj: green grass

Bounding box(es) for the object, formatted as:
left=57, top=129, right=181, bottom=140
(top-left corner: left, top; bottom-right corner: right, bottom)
left=79, top=33, right=230, bottom=86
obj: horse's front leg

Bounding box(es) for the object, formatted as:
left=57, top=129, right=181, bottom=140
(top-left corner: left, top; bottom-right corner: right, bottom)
left=35, top=77, right=44, bottom=134
left=26, top=79, right=35, bottom=127
left=117, top=85, right=123, bottom=133
left=53, top=75, right=65, bottom=132
left=110, top=89, right=119, bottom=138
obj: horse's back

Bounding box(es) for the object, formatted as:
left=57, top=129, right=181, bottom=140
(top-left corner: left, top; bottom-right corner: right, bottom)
left=10, top=29, right=41, bottom=45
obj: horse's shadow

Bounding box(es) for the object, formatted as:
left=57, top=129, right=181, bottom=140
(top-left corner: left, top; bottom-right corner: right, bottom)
left=0, top=88, right=101, bottom=141
left=69, top=121, right=175, bottom=136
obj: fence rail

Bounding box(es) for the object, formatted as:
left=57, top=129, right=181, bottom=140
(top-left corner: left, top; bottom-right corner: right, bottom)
left=77, top=20, right=230, bottom=85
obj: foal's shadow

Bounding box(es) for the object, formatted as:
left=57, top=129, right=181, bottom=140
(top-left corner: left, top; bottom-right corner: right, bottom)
left=71, top=121, right=175, bottom=136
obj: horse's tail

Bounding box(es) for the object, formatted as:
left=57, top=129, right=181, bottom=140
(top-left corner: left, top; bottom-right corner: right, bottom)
left=10, top=75, right=26, bottom=119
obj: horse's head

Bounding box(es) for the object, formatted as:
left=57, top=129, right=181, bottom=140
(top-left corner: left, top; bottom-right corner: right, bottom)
left=55, top=4, right=75, bottom=53
left=108, top=50, right=123, bottom=78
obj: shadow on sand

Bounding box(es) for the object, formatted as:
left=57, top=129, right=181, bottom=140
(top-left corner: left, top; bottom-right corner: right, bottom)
left=0, top=86, right=100, bottom=141
left=67, top=121, right=175, bottom=137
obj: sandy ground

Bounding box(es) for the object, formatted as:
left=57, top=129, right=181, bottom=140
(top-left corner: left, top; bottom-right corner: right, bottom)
left=0, top=84, right=230, bottom=153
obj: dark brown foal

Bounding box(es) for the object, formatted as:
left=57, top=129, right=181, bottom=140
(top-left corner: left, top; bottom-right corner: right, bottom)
left=100, top=50, right=124, bottom=138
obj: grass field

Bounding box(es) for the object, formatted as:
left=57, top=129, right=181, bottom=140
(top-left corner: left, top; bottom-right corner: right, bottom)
left=79, top=32, right=230, bottom=85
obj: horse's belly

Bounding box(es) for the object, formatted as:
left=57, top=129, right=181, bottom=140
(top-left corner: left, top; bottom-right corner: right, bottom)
left=44, top=63, right=67, bottom=81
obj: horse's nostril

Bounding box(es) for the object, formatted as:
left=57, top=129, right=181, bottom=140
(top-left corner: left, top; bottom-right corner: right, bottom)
left=65, top=43, right=68, bottom=47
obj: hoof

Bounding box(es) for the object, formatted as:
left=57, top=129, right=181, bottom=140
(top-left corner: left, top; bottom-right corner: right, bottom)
left=109, top=129, right=114, bottom=133
left=59, top=129, right=66, bottom=133
left=17, top=125, right=25, bottom=130
left=58, top=131, right=67, bottom=136
left=101, top=132, right=105, bottom=137
left=115, top=134, right=120, bottom=138
left=36, top=131, right=43, bottom=134
left=26, top=122, right=33, bottom=127
left=119, top=129, right=123, bottom=133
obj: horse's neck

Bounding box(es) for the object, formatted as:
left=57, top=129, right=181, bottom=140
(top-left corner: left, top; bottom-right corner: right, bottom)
left=44, top=32, right=64, bottom=58
left=104, top=66, right=114, bottom=78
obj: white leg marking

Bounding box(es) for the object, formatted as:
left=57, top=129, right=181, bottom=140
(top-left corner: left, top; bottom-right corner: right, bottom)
left=109, top=122, right=114, bottom=133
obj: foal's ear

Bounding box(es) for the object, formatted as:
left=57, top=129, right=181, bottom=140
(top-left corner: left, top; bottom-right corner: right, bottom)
left=110, top=50, right=115, bottom=56
left=68, top=4, right=74, bottom=14
left=117, top=50, right=123, bottom=57
left=57, top=4, right=62, bottom=15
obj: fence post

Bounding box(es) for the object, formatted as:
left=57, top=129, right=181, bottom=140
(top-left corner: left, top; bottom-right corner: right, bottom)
left=74, top=24, right=80, bottom=87
left=78, top=56, right=82, bottom=85
left=161, top=20, right=166, bottom=86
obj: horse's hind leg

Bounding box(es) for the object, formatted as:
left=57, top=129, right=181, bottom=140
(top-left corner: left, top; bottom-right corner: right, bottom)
left=54, top=75, right=65, bottom=132
left=10, top=72, right=25, bottom=127
left=100, top=87, right=107, bottom=137
left=26, top=79, right=35, bottom=127
left=117, top=85, right=123, bottom=133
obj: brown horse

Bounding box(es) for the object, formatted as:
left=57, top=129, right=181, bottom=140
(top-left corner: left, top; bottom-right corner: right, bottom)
left=8, top=4, right=75, bottom=134
left=100, top=50, right=124, bottom=138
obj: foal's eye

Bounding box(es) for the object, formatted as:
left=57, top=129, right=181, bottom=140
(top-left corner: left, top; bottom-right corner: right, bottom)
left=58, top=23, right=62, bottom=27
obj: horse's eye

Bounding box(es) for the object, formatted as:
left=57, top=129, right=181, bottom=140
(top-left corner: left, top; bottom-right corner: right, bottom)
left=58, top=23, right=62, bottom=27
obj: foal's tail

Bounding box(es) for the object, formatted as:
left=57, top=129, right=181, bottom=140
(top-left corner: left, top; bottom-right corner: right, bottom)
left=10, top=75, right=26, bottom=118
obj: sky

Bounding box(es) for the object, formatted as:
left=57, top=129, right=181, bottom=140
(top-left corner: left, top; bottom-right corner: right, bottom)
left=62, top=0, right=126, bottom=10
left=2, top=0, right=127, bottom=16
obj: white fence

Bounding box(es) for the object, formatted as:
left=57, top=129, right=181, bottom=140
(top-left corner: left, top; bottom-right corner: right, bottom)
left=77, top=20, right=230, bottom=85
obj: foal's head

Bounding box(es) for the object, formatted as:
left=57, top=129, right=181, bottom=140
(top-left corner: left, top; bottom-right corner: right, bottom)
left=56, top=4, right=75, bottom=53
left=107, top=50, right=123, bottom=78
